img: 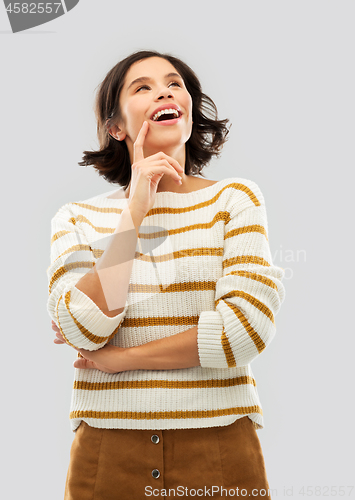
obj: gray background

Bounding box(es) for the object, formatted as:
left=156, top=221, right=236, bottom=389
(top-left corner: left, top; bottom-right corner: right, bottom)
left=1, top=1, right=354, bottom=498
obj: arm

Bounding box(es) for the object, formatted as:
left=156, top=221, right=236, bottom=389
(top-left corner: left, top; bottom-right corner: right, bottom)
left=74, top=207, right=144, bottom=316
left=68, top=325, right=200, bottom=372
left=125, top=325, right=200, bottom=369
left=69, top=183, right=285, bottom=372
left=47, top=203, right=143, bottom=351
left=127, top=189, right=285, bottom=370
left=196, top=196, right=285, bottom=368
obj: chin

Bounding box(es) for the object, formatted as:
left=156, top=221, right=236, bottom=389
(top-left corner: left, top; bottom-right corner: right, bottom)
left=147, top=135, right=187, bottom=151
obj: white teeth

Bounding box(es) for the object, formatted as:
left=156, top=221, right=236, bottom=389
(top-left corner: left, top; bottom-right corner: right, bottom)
left=152, top=108, right=180, bottom=121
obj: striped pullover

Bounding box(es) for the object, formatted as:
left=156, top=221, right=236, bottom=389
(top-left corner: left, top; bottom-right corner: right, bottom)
left=46, top=177, right=285, bottom=432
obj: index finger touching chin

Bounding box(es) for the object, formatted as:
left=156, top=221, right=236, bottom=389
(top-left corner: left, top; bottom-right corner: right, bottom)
left=133, top=121, right=149, bottom=163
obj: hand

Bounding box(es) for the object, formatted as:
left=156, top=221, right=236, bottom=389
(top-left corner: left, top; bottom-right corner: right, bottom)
left=52, top=320, right=67, bottom=344
left=127, top=121, right=184, bottom=217
left=51, top=320, right=128, bottom=373
left=73, top=344, right=127, bottom=373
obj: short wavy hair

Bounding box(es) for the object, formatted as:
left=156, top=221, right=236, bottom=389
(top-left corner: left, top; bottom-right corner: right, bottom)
left=79, top=50, right=230, bottom=189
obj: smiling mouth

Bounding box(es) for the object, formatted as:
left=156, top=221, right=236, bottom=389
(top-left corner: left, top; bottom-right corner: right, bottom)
left=151, top=108, right=182, bottom=122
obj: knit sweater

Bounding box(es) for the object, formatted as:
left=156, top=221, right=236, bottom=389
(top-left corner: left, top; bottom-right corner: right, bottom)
left=46, top=177, right=285, bottom=432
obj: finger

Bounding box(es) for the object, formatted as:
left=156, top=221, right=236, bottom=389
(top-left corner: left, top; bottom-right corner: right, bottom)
left=52, top=323, right=60, bottom=332
left=158, top=153, right=184, bottom=172
left=77, top=347, right=105, bottom=362
left=54, top=337, right=66, bottom=344
left=73, top=358, right=96, bottom=369
left=78, top=345, right=117, bottom=365
left=139, top=159, right=182, bottom=183
left=133, top=121, right=149, bottom=163
left=144, top=152, right=184, bottom=172
left=54, top=331, right=66, bottom=343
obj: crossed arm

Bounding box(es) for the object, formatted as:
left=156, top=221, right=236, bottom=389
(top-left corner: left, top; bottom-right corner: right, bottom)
left=49, top=187, right=285, bottom=374
left=52, top=320, right=200, bottom=373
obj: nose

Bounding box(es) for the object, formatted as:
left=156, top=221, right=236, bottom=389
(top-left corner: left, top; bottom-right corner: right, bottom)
left=156, top=87, right=174, bottom=101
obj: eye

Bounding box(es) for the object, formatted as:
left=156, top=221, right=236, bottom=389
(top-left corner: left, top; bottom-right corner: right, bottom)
left=136, top=85, right=151, bottom=92
left=169, top=81, right=181, bottom=88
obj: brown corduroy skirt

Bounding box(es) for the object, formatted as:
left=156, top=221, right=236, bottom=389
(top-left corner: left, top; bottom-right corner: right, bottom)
left=64, top=416, right=272, bottom=499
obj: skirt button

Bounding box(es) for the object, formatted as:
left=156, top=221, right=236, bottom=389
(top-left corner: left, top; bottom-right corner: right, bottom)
left=152, top=469, right=160, bottom=479
left=151, top=434, right=160, bottom=444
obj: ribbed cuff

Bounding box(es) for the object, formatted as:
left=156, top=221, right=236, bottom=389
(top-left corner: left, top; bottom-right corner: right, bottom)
left=197, top=309, right=265, bottom=368
left=197, top=311, right=228, bottom=368
left=57, top=285, right=129, bottom=350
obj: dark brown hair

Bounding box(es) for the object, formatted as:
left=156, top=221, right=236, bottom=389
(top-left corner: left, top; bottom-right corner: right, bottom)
left=78, top=50, right=230, bottom=189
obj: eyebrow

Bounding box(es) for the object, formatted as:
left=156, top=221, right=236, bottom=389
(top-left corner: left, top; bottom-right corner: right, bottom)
left=127, top=72, right=183, bottom=91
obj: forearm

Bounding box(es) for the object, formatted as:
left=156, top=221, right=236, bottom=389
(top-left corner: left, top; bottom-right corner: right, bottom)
left=72, top=325, right=200, bottom=372
left=125, top=325, right=200, bottom=371
left=75, top=207, right=144, bottom=318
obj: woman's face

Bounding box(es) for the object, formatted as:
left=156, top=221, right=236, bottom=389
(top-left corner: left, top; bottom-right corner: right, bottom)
left=115, top=57, right=193, bottom=160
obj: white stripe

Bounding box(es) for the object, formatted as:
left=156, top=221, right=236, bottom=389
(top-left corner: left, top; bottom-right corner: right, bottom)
left=74, top=364, right=256, bottom=383
left=71, top=414, right=262, bottom=431
left=70, top=384, right=260, bottom=413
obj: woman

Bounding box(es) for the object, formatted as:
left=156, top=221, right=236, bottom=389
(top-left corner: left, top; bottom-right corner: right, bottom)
left=47, top=50, right=285, bottom=499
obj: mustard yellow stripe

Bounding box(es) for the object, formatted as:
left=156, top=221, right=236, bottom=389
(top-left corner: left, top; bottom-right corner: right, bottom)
left=223, top=255, right=270, bottom=269
left=56, top=296, right=78, bottom=349
left=226, top=271, right=279, bottom=292
left=52, top=212, right=228, bottom=249
left=72, top=203, right=123, bottom=214
left=122, top=315, right=200, bottom=328
left=128, top=280, right=216, bottom=295
left=221, top=329, right=237, bottom=367
left=54, top=244, right=102, bottom=260
left=75, top=214, right=115, bottom=234
left=219, top=290, right=275, bottom=325
left=140, top=211, right=230, bottom=240
left=234, top=183, right=261, bottom=206
left=147, top=182, right=261, bottom=216
left=121, top=287, right=273, bottom=331
left=49, top=257, right=270, bottom=298
left=73, top=375, right=256, bottom=391
left=136, top=247, right=222, bottom=264
left=48, top=261, right=94, bottom=294
left=64, top=290, right=120, bottom=345
left=51, top=230, right=70, bottom=244
left=70, top=405, right=263, bottom=420
left=225, top=224, right=268, bottom=242
left=55, top=206, right=253, bottom=244
left=70, top=212, right=228, bottom=242
left=71, top=183, right=260, bottom=218
left=225, top=302, right=266, bottom=353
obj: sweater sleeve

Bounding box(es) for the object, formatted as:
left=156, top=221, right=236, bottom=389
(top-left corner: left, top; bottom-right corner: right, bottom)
left=46, top=203, right=129, bottom=351
left=197, top=187, right=285, bottom=368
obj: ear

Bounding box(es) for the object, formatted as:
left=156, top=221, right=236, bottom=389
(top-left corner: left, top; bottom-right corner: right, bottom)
left=106, top=120, right=127, bottom=141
